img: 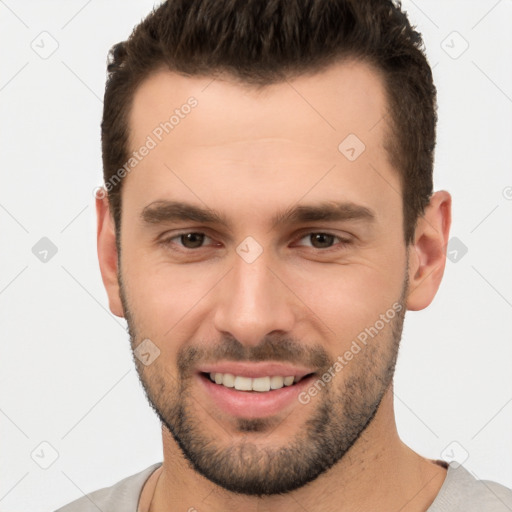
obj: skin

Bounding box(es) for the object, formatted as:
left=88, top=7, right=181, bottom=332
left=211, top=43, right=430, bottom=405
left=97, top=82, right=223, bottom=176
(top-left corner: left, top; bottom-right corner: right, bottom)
left=97, top=59, right=452, bottom=511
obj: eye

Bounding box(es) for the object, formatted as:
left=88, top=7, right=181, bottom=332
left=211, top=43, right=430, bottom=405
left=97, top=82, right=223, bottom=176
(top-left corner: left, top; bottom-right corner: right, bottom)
left=159, top=231, right=351, bottom=253
left=161, top=232, right=215, bottom=250
left=295, top=232, right=350, bottom=250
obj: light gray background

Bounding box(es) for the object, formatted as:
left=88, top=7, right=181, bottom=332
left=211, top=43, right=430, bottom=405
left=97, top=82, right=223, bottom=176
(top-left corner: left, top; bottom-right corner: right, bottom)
left=1, top=1, right=511, bottom=511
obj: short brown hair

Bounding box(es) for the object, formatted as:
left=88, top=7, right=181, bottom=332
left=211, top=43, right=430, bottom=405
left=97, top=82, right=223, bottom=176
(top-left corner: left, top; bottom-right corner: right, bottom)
left=102, top=0, right=436, bottom=244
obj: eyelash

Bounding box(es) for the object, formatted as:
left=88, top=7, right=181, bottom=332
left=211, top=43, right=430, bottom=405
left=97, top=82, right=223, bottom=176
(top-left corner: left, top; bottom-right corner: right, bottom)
left=158, top=231, right=352, bottom=252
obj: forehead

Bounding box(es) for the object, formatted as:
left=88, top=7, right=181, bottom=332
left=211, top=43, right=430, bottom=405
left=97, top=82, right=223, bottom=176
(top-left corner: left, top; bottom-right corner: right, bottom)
left=123, top=60, right=399, bottom=226
left=128, top=59, right=390, bottom=153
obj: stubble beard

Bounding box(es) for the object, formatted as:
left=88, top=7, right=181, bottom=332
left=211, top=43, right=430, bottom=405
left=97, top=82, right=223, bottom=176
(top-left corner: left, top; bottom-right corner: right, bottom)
left=119, top=271, right=408, bottom=496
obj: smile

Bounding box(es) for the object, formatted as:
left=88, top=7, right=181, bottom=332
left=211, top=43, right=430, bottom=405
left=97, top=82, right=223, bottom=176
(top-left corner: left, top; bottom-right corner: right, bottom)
left=207, top=372, right=306, bottom=392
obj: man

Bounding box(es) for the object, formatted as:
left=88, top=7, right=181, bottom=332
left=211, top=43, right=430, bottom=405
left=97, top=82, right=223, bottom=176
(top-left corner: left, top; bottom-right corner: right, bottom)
left=56, top=0, right=512, bottom=510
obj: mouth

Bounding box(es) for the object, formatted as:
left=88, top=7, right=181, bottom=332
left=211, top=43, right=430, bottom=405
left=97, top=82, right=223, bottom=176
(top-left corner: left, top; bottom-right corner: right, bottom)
left=196, top=365, right=318, bottom=419
left=201, top=372, right=314, bottom=392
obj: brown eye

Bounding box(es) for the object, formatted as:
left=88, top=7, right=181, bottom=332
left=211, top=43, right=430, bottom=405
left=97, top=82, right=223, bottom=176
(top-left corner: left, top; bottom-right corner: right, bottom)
left=159, top=231, right=220, bottom=252
left=309, top=233, right=336, bottom=249
left=294, top=232, right=351, bottom=251
left=180, top=233, right=205, bottom=249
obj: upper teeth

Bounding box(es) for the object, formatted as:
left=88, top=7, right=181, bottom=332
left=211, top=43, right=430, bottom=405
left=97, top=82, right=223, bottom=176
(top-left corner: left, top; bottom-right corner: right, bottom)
left=209, top=373, right=296, bottom=392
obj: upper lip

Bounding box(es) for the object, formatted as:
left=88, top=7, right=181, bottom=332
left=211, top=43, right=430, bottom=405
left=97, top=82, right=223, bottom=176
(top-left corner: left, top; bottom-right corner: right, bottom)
left=197, top=362, right=315, bottom=379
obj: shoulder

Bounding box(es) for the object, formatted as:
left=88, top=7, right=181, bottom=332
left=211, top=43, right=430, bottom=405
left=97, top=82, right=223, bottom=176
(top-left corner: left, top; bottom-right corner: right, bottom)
left=54, top=462, right=162, bottom=512
left=430, top=462, right=512, bottom=511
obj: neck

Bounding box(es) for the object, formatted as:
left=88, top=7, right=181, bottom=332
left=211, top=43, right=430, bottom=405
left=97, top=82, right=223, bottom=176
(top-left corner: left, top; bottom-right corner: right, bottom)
left=149, top=389, right=446, bottom=512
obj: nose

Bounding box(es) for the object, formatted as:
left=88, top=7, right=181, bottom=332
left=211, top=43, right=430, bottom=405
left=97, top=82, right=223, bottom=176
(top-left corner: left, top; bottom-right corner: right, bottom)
left=213, top=249, right=296, bottom=347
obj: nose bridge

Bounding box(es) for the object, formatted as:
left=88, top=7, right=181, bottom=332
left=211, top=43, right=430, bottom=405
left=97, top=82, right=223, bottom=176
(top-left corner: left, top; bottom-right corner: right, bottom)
left=213, top=247, right=294, bottom=346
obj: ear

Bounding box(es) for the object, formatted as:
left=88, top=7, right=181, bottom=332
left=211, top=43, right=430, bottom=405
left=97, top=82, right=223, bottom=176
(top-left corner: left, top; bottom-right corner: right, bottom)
left=96, top=190, right=124, bottom=318
left=406, top=190, right=452, bottom=311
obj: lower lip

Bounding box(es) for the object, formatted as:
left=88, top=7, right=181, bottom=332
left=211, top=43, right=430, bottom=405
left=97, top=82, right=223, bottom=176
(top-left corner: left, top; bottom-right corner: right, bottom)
left=197, top=373, right=315, bottom=418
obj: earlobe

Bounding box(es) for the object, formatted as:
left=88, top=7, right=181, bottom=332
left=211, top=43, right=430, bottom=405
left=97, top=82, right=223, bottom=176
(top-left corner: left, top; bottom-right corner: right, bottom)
left=406, top=190, right=452, bottom=311
left=96, top=191, right=125, bottom=318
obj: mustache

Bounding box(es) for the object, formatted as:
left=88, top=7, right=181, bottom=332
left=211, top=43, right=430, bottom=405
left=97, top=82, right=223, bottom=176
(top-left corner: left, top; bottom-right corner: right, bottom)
left=177, top=334, right=331, bottom=375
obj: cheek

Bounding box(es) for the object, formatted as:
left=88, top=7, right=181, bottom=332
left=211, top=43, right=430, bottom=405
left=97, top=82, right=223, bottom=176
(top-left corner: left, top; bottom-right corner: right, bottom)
left=284, top=260, right=405, bottom=342
left=122, top=253, right=222, bottom=334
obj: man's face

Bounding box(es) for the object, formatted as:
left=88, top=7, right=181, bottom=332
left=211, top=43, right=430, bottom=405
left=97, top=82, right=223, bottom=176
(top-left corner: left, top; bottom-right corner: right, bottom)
left=117, top=60, right=409, bottom=495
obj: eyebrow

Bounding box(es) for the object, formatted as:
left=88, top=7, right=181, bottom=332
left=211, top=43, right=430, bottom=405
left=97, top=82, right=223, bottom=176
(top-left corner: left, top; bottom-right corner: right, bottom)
left=140, top=200, right=376, bottom=230
left=270, top=201, right=375, bottom=229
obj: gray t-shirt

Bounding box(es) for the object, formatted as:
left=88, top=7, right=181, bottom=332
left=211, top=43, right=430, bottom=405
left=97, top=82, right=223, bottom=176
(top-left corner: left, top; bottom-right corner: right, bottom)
left=55, top=461, right=512, bottom=511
